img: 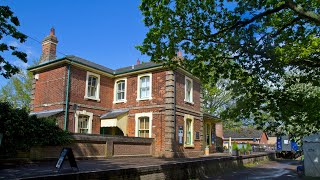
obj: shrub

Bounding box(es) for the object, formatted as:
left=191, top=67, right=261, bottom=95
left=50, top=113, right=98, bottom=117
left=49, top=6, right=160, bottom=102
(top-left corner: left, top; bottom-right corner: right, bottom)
left=232, top=142, right=238, bottom=151
left=246, top=143, right=252, bottom=151
left=0, top=101, right=72, bottom=157
left=241, top=145, right=246, bottom=153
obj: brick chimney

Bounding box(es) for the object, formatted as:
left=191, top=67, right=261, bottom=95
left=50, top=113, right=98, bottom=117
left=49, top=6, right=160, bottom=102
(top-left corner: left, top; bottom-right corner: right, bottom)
left=40, top=27, right=58, bottom=64
left=136, top=59, right=140, bottom=65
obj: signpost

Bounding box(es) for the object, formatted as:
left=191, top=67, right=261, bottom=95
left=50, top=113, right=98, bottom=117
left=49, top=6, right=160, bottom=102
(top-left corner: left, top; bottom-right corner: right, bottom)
left=55, top=148, right=78, bottom=172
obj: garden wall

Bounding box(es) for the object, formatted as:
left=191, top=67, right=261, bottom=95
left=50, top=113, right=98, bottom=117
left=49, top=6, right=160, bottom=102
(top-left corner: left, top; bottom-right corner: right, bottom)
left=30, top=134, right=154, bottom=160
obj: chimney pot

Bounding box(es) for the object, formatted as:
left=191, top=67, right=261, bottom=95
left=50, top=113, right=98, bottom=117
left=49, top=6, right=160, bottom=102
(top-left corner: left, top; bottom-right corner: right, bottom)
left=177, top=51, right=182, bottom=57
left=50, top=27, right=55, bottom=36
left=136, top=59, right=140, bottom=65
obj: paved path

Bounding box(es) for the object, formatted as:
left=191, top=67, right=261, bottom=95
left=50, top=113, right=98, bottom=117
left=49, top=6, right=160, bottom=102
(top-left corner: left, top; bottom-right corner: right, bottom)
left=0, top=152, right=269, bottom=179
left=206, top=159, right=301, bottom=180
left=0, top=154, right=232, bottom=179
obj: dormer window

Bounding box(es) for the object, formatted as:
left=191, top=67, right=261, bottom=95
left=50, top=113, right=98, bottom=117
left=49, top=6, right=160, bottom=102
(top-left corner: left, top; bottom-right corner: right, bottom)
left=84, top=71, right=100, bottom=101
left=137, top=73, right=152, bottom=100
left=114, top=78, right=127, bottom=103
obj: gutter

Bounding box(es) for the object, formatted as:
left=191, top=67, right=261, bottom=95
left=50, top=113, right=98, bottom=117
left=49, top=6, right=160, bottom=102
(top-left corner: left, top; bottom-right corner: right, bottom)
left=64, top=63, right=71, bottom=130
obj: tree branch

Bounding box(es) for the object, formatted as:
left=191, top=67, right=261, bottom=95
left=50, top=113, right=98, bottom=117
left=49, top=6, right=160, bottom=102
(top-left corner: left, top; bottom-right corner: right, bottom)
left=285, top=0, right=320, bottom=24
left=209, top=3, right=287, bottom=39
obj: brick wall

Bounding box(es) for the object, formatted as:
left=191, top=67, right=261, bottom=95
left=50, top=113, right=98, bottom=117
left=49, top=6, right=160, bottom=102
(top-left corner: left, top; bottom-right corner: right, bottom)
left=112, top=70, right=166, bottom=109
left=33, top=66, right=67, bottom=112
left=175, top=70, right=201, bottom=112
left=29, top=134, right=154, bottom=160
left=69, top=66, right=113, bottom=111
left=260, top=132, right=268, bottom=144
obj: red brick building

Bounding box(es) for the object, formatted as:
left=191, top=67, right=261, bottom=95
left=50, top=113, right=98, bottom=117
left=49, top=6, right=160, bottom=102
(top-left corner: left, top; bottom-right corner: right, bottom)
left=222, top=128, right=269, bottom=150
left=29, top=28, right=223, bottom=157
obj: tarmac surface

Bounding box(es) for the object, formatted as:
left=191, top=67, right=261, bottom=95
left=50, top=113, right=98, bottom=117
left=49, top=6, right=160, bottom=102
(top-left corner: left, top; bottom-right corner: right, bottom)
left=206, top=159, right=301, bottom=180
left=0, top=153, right=232, bottom=179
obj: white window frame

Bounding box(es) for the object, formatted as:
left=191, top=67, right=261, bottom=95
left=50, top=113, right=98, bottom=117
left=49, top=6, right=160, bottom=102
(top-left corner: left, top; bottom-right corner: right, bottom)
left=113, top=78, right=127, bottom=103
left=184, top=76, right=193, bottom=103
left=84, top=71, right=100, bottom=101
left=74, top=110, right=93, bottom=134
left=184, top=114, right=194, bottom=147
left=137, top=73, right=152, bottom=101
left=135, top=112, right=152, bottom=138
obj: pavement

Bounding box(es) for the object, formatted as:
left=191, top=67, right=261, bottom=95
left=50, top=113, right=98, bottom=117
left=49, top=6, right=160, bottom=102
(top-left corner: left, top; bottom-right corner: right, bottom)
left=0, top=153, right=234, bottom=179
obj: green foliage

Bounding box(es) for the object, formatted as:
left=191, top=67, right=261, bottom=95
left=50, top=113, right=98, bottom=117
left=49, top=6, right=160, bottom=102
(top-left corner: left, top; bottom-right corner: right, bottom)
left=138, top=0, right=320, bottom=139
left=232, top=142, right=238, bottom=151
left=0, top=101, right=71, bottom=156
left=240, top=145, right=246, bottom=153
left=0, top=6, right=28, bottom=78
left=246, top=143, right=252, bottom=151
left=0, top=60, right=38, bottom=110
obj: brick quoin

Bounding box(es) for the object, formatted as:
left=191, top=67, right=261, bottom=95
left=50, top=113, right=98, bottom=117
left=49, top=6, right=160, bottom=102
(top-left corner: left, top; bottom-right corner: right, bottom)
left=29, top=29, right=224, bottom=158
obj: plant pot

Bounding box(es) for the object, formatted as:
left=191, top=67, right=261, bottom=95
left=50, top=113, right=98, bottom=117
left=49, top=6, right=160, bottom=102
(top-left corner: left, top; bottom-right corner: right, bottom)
left=232, top=150, right=239, bottom=156
left=204, top=147, right=210, bottom=156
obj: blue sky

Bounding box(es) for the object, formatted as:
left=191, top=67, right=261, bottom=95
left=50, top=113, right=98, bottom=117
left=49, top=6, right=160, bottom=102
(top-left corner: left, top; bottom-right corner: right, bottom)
left=1, top=0, right=149, bottom=86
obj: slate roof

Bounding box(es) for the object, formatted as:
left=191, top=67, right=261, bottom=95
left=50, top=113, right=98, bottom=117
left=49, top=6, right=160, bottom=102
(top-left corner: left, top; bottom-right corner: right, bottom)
left=30, top=108, right=64, bottom=118
left=114, top=61, right=161, bottom=74
left=223, top=128, right=263, bottom=139
left=66, top=55, right=114, bottom=74
left=28, top=55, right=162, bottom=75
left=100, top=108, right=129, bottom=119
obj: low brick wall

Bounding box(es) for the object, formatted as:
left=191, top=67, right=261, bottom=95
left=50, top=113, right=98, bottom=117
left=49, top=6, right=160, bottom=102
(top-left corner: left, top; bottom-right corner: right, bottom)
left=23, top=153, right=275, bottom=180
left=30, top=134, right=154, bottom=160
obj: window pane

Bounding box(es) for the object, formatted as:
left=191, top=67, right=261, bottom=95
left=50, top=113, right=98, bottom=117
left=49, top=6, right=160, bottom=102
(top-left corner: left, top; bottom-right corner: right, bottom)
left=145, top=119, right=149, bottom=129
left=139, top=118, right=145, bottom=129
left=140, top=76, right=150, bottom=99
left=87, top=75, right=98, bottom=97
left=186, top=79, right=192, bottom=102
left=78, top=115, right=89, bottom=134
left=117, top=83, right=121, bottom=91
left=186, top=119, right=192, bottom=145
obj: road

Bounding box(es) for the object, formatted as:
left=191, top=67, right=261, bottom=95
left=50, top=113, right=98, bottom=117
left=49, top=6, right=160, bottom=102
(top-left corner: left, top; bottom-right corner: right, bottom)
left=206, top=160, right=301, bottom=180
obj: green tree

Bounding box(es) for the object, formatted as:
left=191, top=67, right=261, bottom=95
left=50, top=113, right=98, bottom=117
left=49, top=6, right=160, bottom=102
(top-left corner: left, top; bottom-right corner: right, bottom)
left=0, top=71, right=32, bottom=110
left=138, top=0, right=320, bottom=138
left=0, top=6, right=27, bottom=78
left=0, top=60, right=38, bottom=110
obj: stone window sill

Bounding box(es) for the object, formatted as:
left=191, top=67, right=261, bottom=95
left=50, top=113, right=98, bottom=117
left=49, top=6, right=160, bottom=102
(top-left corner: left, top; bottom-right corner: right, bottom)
left=84, top=96, right=100, bottom=102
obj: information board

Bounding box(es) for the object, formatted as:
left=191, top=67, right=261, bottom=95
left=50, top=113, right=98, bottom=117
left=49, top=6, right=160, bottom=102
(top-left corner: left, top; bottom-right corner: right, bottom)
left=55, top=148, right=78, bottom=172
left=178, top=126, right=183, bottom=144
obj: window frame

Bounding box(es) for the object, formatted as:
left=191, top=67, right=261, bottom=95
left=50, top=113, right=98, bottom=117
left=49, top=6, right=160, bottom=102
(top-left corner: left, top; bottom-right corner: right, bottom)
left=84, top=71, right=100, bottom=101
left=74, top=110, right=93, bottom=134
left=113, top=78, right=127, bottom=103
left=184, top=114, right=194, bottom=147
left=137, top=73, right=152, bottom=101
left=184, top=76, right=193, bottom=104
left=135, top=112, right=152, bottom=138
